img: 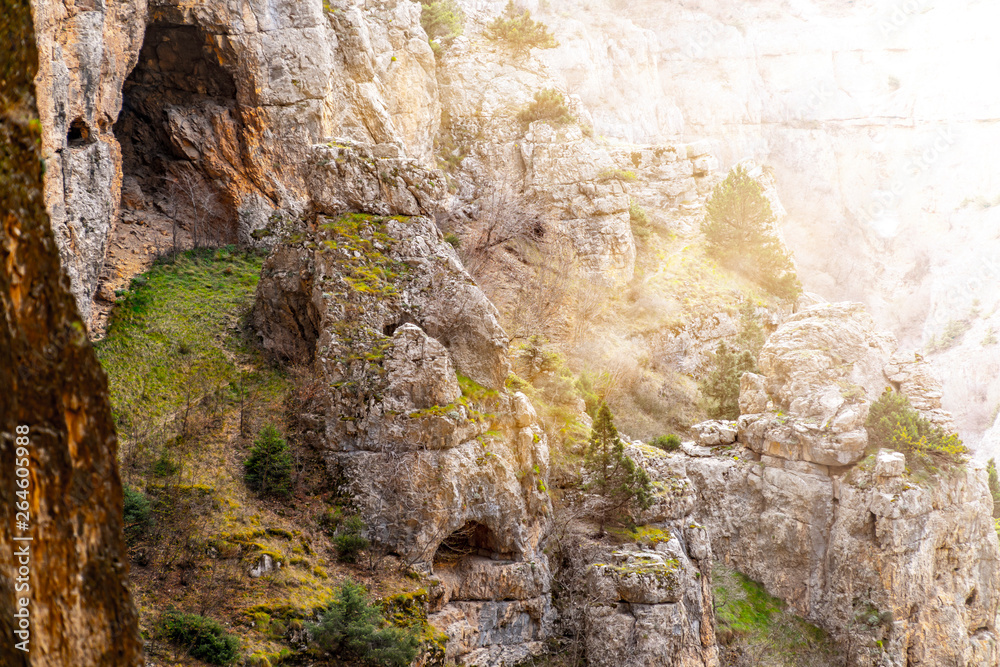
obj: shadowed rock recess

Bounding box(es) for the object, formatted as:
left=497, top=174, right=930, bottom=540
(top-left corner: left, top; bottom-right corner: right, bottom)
left=0, top=1, right=142, bottom=664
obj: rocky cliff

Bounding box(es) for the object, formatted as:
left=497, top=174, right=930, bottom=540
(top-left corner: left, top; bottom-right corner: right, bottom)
left=676, top=302, right=1000, bottom=665
left=23, top=0, right=1000, bottom=665
left=1, top=1, right=142, bottom=663
left=508, top=0, right=1000, bottom=452
left=253, top=213, right=554, bottom=665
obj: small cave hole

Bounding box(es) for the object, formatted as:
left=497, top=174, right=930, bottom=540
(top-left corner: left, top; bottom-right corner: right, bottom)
left=67, top=118, right=93, bottom=147
left=967, top=589, right=978, bottom=607
left=382, top=316, right=416, bottom=337
left=433, top=521, right=514, bottom=568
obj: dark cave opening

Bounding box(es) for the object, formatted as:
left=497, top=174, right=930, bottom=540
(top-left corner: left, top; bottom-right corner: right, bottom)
left=67, top=117, right=94, bottom=147
left=113, top=22, right=240, bottom=247
left=433, top=521, right=515, bottom=568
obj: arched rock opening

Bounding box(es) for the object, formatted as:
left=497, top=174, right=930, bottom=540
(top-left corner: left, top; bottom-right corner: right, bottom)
left=113, top=22, right=241, bottom=249
left=433, top=521, right=515, bottom=569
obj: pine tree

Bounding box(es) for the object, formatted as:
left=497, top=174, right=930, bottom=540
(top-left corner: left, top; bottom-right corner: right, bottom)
left=244, top=424, right=293, bottom=498
left=988, top=458, right=1000, bottom=518
left=699, top=342, right=757, bottom=420
left=701, top=165, right=801, bottom=300
left=584, top=403, right=653, bottom=532
left=484, top=1, right=558, bottom=58
left=308, top=580, right=419, bottom=667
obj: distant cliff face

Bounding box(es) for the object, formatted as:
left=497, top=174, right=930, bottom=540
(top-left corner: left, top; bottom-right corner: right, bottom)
left=1, top=1, right=142, bottom=664
left=512, top=0, right=1000, bottom=453
left=683, top=303, right=1000, bottom=666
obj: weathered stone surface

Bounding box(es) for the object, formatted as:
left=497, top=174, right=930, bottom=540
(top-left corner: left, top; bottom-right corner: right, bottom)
left=586, top=551, right=682, bottom=605
left=691, top=420, right=738, bottom=447
left=253, top=214, right=550, bottom=665
left=738, top=372, right=769, bottom=415
left=680, top=448, right=1000, bottom=666
left=575, top=531, right=718, bottom=667
left=735, top=303, right=896, bottom=466
left=874, top=449, right=906, bottom=478
left=0, top=7, right=142, bottom=661
left=883, top=349, right=958, bottom=435
left=31, top=0, right=147, bottom=321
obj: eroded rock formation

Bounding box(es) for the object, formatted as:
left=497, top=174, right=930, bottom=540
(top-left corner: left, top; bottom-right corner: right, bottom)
left=253, top=214, right=552, bottom=665
left=675, top=302, right=1000, bottom=665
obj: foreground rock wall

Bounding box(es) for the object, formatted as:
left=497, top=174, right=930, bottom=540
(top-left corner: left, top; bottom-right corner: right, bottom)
left=1, top=3, right=142, bottom=663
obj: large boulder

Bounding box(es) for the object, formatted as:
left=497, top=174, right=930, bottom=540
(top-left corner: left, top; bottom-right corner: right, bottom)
left=738, top=302, right=897, bottom=466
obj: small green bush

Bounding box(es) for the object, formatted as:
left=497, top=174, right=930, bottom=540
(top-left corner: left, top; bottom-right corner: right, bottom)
left=517, top=88, right=573, bottom=127
left=650, top=434, right=681, bottom=452
left=123, top=485, right=153, bottom=543
left=484, top=0, right=558, bottom=57
left=160, top=610, right=240, bottom=665
left=866, top=388, right=967, bottom=474
left=335, top=515, right=370, bottom=563
left=244, top=424, right=293, bottom=498
left=444, top=232, right=461, bottom=248
left=629, top=199, right=650, bottom=226
left=597, top=168, right=637, bottom=183
left=151, top=449, right=180, bottom=477
left=419, top=0, right=464, bottom=44
left=309, top=580, right=419, bottom=667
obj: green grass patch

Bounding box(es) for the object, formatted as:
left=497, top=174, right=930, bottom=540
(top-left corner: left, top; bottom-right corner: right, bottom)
left=713, top=563, right=838, bottom=665
left=96, top=246, right=285, bottom=432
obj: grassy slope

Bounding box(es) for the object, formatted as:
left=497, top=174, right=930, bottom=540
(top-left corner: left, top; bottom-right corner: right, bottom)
left=97, top=248, right=435, bottom=666
left=713, top=564, right=839, bottom=667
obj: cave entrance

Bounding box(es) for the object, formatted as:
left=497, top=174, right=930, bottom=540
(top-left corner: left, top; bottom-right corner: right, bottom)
left=433, top=521, right=514, bottom=569
left=113, top=22, right=240, bottom=252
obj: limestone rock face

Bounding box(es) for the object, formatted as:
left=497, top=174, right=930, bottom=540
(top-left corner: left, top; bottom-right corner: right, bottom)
left=253, top=214, right=551, bottom=665
left=306, top=140, right=445, bottom=218
left=675, top=302, right=999, bottom=665
left=738, top=302, right=960, bottom=469
left=553, top=443, right=719, bottom=667
left=30, top=0, right=147, bottom=321
left=1, top=7, right=142, bottom=662
left=34, top=0, right=443, bottom=322
left=520, top=123, right=634, bottom=282
left=680, top=448, right=1000, bottom=666
left=737, top=303, right=897, bottom=467
left=883, top=350, right=958, bottom=435
left=583, top=546, right=716, bottom=667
